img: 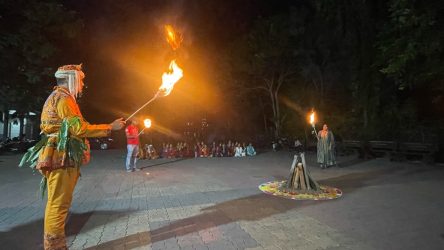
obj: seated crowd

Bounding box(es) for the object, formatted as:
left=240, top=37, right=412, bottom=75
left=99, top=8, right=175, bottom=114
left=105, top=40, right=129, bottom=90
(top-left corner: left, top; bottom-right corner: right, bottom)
left=138, top=140, right=256, bottom=160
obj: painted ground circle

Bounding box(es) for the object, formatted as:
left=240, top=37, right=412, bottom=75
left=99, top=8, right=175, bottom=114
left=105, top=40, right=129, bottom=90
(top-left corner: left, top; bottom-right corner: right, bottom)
left=259, top=181, right=342, bottom=200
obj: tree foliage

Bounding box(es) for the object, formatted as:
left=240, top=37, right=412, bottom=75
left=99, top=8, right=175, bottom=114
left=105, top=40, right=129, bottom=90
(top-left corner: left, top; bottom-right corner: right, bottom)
left=0, top=0, right=83, bottom=114
left=228, top=13, right=299, bottom=138
left=225, top=0, right=443, bottom=141
left=1, top=0, right=443, bottom=144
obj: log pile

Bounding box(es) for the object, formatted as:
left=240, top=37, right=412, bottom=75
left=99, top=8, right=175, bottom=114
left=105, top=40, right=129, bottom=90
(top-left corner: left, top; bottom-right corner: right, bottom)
left=281, top=152, right=320, bottom=192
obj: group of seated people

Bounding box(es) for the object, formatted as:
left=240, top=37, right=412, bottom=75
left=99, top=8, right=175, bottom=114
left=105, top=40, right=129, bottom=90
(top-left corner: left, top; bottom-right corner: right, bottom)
left=138, top=140, right=257, bottom=160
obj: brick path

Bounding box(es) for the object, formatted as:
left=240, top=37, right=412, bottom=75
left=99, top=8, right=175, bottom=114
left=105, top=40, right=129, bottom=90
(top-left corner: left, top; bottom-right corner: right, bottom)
left=0, top=150, right=443, bottom=249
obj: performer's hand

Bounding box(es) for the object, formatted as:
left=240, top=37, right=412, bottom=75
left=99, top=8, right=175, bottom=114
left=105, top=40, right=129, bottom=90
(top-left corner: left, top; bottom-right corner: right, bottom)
left=110, top=118, right=125, bottom=130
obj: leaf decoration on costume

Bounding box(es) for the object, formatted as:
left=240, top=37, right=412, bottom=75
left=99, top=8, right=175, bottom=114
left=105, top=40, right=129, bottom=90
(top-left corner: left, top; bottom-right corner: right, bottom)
left=68, top=136, right=88, bottom=168
left=57, top=117, right=71, bottom=152
left=19, top=116, right=88, bottom=199
left=58, top=117, right=87, bottom=167
left=19, top=134, right=48, bottom=169
left=39, top=177, right=47, bottom=200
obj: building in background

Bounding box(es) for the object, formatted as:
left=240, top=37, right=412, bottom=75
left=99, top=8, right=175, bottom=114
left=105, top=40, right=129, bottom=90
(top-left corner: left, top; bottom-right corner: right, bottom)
left=0, top=110, right=38, bottom=140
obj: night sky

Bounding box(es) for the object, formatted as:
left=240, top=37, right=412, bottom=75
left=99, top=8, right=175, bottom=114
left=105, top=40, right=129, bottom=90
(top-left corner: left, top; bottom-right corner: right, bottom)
left=3, top=0, right=442, bottom=148
left=62, top=0, right=295, bottom=128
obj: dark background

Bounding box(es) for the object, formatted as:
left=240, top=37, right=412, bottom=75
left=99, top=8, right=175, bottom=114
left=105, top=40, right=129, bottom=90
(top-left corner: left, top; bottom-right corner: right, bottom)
left=1, top=0, right=443, bottom=156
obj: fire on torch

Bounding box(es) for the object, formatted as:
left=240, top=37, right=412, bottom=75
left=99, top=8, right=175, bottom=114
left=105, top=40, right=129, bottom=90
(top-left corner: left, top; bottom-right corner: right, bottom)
left=309, top=110, right=318, bottom=141
left=164, top=24, right=183, bottom=51
left=138, top=118, right=152, bottom=136
left=125, top=25, right=184, bottom=122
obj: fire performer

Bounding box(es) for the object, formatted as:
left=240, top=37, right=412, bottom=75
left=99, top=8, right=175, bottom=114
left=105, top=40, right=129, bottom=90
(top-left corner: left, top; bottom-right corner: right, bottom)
left=316, top=123, right=336, bottom=168
left=20, top=64, right=125, bottom=250
left=125, top=119, right=140, bottom=172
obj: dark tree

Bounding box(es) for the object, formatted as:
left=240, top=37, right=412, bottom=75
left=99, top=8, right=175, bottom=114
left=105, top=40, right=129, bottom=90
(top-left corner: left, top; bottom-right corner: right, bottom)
left=0, top=0, right=82, bottom=138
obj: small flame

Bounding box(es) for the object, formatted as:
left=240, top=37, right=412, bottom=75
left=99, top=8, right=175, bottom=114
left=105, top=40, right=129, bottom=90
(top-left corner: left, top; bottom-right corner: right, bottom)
left=159, top=60, right=183, bottom=96
left=309, top=111, right=315, bottom=125
left=143, top=118, right=152, bottom=128
left=164, top=25, right=182, bottom=50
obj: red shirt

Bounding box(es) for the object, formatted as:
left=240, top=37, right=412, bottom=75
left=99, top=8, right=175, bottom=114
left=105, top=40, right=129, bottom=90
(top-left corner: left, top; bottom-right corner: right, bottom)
left=125, top=125, right=139, bottom=145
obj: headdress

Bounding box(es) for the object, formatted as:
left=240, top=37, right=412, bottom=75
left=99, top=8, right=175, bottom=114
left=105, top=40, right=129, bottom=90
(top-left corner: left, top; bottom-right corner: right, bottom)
left=54, top=64, right=85, bottom=98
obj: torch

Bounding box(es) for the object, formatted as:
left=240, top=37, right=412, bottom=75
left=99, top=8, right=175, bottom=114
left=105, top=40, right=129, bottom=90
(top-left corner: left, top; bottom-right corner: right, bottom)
left=124, top=59, right=183, bottom=122
left=309, top=111, right=318, bottom=141
left=138, top=118, right=152, bottom=136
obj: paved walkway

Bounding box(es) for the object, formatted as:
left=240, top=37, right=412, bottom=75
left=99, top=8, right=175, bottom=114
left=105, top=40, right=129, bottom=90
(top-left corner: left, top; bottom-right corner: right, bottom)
left=0, top=150, right=443, bottom=250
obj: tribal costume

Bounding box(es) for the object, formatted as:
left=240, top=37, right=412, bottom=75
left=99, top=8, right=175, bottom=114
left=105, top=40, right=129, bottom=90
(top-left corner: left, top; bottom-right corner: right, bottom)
left=20, top=64, right=113, bottom=250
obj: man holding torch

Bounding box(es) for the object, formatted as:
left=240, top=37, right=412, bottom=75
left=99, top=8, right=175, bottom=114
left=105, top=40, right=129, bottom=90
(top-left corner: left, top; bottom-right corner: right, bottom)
left=316, top=123, right=336, bottom=168
left=125, top=119, right=141, bottom=172
left=310, top=111, right=336, bottom=168
left=20, top=64, right=125, bottom=250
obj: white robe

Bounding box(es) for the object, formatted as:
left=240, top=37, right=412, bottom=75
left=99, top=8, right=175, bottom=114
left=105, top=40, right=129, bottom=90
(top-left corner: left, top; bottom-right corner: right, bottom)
left=234, top=146, right=243, bottom=157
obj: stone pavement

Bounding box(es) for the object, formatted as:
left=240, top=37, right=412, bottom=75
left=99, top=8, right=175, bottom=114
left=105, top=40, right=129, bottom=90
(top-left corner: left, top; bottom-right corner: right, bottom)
left=0, top=150, right=443, bottom=250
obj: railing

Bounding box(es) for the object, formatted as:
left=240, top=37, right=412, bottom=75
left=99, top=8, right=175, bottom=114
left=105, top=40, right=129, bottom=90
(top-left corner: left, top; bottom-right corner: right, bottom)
left=337, top=140, right=438, bottom=163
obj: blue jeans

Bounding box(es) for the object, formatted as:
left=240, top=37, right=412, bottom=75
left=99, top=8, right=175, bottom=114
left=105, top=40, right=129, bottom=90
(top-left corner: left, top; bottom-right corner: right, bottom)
left=126, top=144, right=139, bottom=171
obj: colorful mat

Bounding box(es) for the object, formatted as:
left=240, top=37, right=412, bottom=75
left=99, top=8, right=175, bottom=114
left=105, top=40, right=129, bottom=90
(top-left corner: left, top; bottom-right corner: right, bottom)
left=259, top=181, right=342, bottom=200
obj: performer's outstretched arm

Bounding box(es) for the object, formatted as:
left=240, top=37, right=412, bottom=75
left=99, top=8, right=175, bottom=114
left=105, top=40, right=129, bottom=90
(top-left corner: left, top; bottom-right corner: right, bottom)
left=56, top=95, right=111, bottom=138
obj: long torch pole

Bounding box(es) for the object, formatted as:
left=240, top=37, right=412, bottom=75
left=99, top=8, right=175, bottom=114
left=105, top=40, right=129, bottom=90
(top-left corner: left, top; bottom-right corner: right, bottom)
left=138, top=128, right=145, bottom=136
left=125, top=92, right=160, bottom=122
left=312, top=123, right=318, bottom=141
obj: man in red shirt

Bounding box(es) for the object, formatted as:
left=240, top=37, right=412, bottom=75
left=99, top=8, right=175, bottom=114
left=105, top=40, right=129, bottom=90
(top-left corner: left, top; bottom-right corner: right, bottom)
left=125, top=119, right=140, bottom=172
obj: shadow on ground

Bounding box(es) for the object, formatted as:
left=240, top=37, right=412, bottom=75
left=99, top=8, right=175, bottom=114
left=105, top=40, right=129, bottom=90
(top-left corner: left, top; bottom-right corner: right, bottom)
left=139, top=158, right=189, bottom=169
left=320, top=165, right=444, bottom=193
left=0, top=210, right=130, bottom=250
left=9, top=161, right=442, bottom=249
left=319, top=168, right=399, bottom=193
left=85, top=165, right=414, bottom=249
left=86, top=193, right=315, bottom=249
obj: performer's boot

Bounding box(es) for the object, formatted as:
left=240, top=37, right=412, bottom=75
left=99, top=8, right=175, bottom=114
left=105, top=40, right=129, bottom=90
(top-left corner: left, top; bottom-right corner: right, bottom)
left=44, top=233, right=67, bottom=250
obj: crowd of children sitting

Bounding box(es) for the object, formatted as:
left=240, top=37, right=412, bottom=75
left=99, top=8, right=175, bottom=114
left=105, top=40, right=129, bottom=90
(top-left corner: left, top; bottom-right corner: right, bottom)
left=139, top=140, right=257, bottom=160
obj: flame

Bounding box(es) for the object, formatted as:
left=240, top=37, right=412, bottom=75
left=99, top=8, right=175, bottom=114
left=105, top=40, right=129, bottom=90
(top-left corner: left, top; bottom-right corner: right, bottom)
left=309, top=111, right=315, bottom=125
left=143, top=118, right=152, bottom=128
left=159, top=60, right=183, bottom=96
left=164, top=25, right=182, bottom=50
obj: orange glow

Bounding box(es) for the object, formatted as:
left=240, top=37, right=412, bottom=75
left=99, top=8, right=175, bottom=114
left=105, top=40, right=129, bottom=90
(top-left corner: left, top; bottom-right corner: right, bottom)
left=164, top=25, right=182, bottom=50
left=143, top=118, right=152, bottom=128
left=309, top=111, right=315, bottom=125
left=150, top=122, right=183, bottom=140
left=159, top=60, right=183, bottom=96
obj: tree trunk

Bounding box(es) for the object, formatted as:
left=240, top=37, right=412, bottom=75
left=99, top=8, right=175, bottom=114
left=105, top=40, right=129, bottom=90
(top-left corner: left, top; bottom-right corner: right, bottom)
left=363, top=107, right=368, bottom=129
left=319, top=71, right=325, bottom=106
left=274, top=90, right=280, bottom=138
left=19, top=115, right=25, bottom=139
left=273, top=75, right=285, bottom=139
left=2, top=110, right=9, bottom=140
left=258, top=97, right=268, bottom=135
left=269, top=86, right=279, bottom=139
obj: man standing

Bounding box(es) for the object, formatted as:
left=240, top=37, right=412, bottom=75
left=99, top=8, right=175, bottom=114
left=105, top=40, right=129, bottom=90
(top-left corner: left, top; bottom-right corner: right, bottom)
left=125, top=119, right=140, bottom=172
left=20, top=64, right=125, bottom=249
